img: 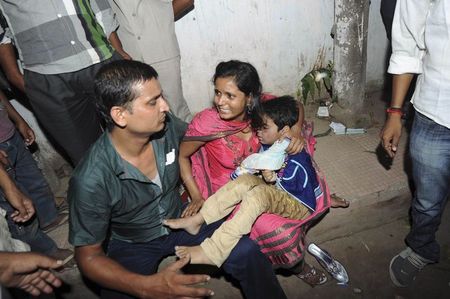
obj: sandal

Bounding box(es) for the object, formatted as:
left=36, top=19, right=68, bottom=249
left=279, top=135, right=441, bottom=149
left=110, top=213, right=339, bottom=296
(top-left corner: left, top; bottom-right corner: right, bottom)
left=296, top=263, right=328, bottom=287
left=331, top=193, right=350, bottom=208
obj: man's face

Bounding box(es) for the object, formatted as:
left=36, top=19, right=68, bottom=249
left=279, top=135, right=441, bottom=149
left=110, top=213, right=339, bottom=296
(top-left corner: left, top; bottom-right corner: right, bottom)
left=257, top=115, right=282, bottom=145
left=123, top=78, right=170, bottom=135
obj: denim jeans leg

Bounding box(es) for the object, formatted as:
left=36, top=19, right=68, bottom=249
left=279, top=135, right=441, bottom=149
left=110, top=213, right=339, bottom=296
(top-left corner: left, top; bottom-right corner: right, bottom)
left=5, top=132, right=57, bottom=227
left=406, top=112, right=450, bottom=262
left=101, top=238, right=166, bottom=299
left=0, top=197, right=57, bottom=254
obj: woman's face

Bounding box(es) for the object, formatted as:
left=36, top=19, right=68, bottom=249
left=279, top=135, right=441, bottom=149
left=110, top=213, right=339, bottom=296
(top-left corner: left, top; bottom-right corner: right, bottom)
left=214, top=76, right=250, bottom=122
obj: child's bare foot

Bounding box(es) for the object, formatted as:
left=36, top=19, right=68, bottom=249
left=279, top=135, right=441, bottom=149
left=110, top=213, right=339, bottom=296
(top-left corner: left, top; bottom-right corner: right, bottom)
left=175, top=246, right=215, bottom=266
left=163, top=213, right=204, bottom=235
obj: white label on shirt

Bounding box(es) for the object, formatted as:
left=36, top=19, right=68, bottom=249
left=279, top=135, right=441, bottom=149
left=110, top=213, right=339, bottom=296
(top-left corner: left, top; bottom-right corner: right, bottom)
left=165, top=149, right=175, bottom=165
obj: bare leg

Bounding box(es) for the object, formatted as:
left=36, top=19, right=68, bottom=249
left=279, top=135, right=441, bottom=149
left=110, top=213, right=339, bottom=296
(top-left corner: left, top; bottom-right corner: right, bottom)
left=163, top=213, right=205, bottom=235
left=175, top=245, right=215, bottom=265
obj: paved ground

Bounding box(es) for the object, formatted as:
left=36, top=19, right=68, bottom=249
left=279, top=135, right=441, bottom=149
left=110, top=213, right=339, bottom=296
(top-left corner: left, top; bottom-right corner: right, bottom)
left=41, top=91, right=450, bottom=298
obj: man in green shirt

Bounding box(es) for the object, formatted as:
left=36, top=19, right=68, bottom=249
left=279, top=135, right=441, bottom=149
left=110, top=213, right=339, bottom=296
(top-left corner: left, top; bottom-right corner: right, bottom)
left=68, top=60, right=286, bottom=299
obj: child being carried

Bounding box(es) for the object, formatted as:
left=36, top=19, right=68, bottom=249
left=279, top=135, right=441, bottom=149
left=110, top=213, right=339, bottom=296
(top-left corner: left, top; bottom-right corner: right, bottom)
left=164, top=96, right=322, bottom=267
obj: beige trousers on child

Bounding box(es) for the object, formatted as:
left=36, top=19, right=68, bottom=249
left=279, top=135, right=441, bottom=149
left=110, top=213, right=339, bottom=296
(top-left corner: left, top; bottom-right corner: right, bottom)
left=200, top=174, right=311, bottom=267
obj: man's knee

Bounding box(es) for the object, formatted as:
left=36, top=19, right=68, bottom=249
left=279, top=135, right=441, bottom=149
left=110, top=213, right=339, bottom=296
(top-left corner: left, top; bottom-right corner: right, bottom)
left=227, top=236, right=262, bottom=263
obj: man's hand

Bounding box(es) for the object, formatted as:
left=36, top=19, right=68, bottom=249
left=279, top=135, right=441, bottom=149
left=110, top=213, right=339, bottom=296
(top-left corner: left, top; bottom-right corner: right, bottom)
left=0, top=252, right=63, bottom=296
left=7, top=188, right=35, bottom=222
left=140, top=255, right=214, bottom=299
left=0, top=158, right=35, bottom=222
left=380, top=114, right=403, bottom=158
left=0, top=149, right=9, bottom=167
left=16, top=120, right=35, bottom=146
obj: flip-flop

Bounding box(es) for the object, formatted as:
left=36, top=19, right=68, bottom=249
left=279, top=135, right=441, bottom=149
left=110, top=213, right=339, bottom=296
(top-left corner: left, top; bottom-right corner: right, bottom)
left=330, top=193, right=350, bottom=208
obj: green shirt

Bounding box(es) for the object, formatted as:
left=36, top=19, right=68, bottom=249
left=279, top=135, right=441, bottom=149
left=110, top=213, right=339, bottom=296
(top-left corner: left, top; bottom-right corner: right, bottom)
left=69, top=114, right=187, bottom=246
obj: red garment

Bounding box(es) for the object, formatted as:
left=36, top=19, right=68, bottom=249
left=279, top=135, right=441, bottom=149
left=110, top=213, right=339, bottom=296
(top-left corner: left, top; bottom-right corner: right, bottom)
left=184, top=108, right=259, bottom=197
left=185, top=107, right=331, bottom=269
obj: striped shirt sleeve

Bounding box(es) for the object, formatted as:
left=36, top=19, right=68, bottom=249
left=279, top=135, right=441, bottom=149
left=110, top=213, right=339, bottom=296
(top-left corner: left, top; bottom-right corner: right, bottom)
left=91, top=0, right=119, bottom=38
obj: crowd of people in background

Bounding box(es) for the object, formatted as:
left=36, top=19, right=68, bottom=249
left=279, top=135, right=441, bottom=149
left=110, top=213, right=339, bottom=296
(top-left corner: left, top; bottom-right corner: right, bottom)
left=0, top=0, right=448, bottom=298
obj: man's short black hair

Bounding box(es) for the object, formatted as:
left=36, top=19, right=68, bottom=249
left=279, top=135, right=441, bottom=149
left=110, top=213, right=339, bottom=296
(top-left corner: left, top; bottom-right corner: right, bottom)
left=94, top=60, right=159, bottom=131
left=259, top=96, right=299, bottom=130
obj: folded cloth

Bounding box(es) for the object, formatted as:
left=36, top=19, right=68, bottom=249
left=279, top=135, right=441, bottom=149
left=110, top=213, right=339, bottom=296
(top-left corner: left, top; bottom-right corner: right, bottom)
left=241, top=138, right=290, bottom=170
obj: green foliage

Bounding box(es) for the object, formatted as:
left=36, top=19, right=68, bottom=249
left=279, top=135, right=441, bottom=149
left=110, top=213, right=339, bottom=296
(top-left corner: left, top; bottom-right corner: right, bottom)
left=298, top=61, right=334, bottom=105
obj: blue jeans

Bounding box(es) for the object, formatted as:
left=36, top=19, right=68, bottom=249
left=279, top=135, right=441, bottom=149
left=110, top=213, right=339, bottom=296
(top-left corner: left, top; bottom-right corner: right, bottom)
left=0, top=131, right=57, bottom=254
left=406, top=112, right=450, bottom=262
left=102, top=220, right=287, bottom=299
left=0, top=132, right=57, bottom=227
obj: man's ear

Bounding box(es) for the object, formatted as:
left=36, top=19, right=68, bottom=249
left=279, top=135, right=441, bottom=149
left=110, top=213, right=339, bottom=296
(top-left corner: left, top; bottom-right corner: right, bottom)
left=110, top=106, right=127, bottom=128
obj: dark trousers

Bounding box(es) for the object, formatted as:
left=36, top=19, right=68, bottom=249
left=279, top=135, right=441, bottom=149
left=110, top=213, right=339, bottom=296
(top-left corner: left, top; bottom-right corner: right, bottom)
left=23, top=53, right=122, bottom=165
left=102, top=220, right=287, bottom=299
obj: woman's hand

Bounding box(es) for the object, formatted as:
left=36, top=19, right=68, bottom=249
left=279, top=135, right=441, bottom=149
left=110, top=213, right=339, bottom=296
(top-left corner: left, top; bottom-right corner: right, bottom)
left=280, top=127, right=305, bottom=154
left=284, top=135, right=305, bottom=155
left=181, top=198, right=204, bottom=218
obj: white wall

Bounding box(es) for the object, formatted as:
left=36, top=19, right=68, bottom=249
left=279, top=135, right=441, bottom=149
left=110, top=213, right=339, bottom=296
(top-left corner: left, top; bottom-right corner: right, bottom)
left=175, top=0, right=335, bottom=113
left=366, top=0, right=390, bottom=91
left=176, top=0, right=390, bottom=113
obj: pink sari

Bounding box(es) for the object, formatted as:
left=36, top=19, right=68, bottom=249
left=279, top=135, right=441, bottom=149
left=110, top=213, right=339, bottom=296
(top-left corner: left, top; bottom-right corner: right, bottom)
left=185, top=107, right=331, bottom=269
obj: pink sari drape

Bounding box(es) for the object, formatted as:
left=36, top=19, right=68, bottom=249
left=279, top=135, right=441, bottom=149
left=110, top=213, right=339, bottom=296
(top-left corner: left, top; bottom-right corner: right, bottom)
left=185, top=107, right=331, bottom=269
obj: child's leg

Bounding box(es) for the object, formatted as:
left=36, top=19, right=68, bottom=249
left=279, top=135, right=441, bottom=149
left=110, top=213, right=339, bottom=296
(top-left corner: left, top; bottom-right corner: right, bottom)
left=164, top=174, right=264, bottom=235
left=200, top=185, right=310, bottom=266
left=200, top=174, right=264, bottom=224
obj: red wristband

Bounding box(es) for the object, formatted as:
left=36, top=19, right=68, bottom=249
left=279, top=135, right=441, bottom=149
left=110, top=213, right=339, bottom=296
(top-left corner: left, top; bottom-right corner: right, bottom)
left=386, top=107, right=404, bottom=116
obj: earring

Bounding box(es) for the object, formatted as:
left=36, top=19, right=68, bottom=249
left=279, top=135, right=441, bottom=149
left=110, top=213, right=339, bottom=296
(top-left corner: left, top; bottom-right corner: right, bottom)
left=246, top=102, right=253, bottom=114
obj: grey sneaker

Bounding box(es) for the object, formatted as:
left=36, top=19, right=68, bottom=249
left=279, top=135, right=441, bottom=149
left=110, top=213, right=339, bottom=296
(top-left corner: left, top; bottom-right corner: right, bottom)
left=389, top=247, right=430, bottom=287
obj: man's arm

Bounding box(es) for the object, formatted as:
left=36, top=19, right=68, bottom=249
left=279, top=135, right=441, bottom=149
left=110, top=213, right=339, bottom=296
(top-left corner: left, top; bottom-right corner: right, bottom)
left=380, top=73, right=414, bottom=158
left=76, top=244, right=214, bottom=299
left=173, top=0, right=194, bottom=21
left=0, top=252, right=62, bottom=296
left=0, top=90, right=35, bottom=145
left=380, top=0, right=429, bottom=158
left=108, top=31, right=132, bottom=60
left=0, top=155, right=35, bottom=222
left=0, top=43, right=24, bottom=92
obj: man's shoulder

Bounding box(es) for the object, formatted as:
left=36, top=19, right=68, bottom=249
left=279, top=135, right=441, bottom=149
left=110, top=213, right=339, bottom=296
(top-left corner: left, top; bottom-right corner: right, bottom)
left=72, top=134, right=117, bottom=184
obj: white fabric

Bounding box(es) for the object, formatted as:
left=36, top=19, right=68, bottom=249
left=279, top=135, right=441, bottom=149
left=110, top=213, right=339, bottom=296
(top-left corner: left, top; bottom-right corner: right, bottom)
left=388, top=0, right=450, bottom=129
left=0, top=208, right=30, bottom=252
left=109, top=0, right=192, bottom=121
left=241, top=138, right=290, bottom=171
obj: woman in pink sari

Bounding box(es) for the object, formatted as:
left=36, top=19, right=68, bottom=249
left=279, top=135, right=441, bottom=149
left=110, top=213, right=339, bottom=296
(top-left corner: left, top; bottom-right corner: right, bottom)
left=179, top=60, right=329, bottom=285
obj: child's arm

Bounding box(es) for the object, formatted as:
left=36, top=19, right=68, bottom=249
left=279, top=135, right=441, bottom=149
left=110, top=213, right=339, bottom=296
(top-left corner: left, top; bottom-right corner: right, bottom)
left=0, top=90, right=35, bottom=145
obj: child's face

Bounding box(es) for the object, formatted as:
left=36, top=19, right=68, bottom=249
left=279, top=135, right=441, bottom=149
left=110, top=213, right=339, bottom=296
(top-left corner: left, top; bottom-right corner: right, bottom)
left=257, top=115, right=282, bottom=145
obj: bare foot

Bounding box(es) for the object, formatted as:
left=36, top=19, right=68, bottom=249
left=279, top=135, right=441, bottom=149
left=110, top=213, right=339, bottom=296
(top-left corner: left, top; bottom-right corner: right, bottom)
left=163, top=213, right=204, bottom=235
left=175, top=246, right=215, bottom=266
left=330, top=193, right=350, bottom=208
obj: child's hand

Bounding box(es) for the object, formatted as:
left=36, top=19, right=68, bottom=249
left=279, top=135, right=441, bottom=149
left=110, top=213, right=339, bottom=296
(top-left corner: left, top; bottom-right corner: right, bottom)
left=262, top=170, right=277, bottom=183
